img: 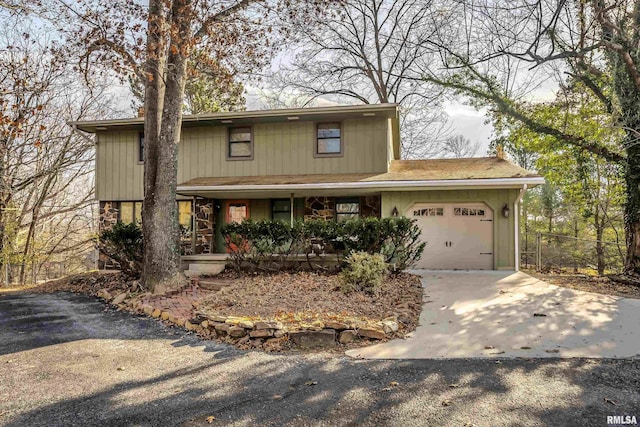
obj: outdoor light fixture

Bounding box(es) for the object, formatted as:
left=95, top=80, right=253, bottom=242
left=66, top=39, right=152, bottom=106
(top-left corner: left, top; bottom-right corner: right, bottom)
left=391, top=206, right=399, bottom=217
left=220, top=120, right=233, bottom=124
left=502, top=204, right=510, bottom=218
left=95, top=126, right=108, bottom=131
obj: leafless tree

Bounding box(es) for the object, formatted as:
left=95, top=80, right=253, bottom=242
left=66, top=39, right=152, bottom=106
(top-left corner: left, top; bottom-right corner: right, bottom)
left=415, top=0, right=640, bottom=274
left=269, top=0, right=454, bottom=158
left=438, top=134, right=481, bottom=158
left=0, top=24, right=109, bottom=285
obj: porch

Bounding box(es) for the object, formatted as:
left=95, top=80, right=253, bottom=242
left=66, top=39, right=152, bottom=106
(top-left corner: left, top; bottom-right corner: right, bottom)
left=182, top=253, right=229, bottom=276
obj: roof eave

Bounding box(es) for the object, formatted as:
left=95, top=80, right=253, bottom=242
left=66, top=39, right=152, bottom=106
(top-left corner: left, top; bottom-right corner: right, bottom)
left=69, top=103, right=400, bottom=133
left=176, top=177, right=546, bottom=195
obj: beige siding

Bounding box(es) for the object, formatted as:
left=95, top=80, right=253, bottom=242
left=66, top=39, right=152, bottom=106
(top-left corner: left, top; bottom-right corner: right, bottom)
left=381, top=189, right=519, bottom=270
left=97, top=117, right=389, bottom=201
left=249, top=199, right=270, bottom=221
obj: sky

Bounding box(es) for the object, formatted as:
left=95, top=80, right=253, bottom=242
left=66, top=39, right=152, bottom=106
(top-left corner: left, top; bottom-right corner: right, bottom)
left=442, top=102, right=493, bottom=156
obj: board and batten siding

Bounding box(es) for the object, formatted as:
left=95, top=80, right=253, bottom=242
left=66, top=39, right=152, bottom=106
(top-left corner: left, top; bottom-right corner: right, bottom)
left=381, top=189, right=519, bottom=270
left=96, top=117, right=389, bottom=201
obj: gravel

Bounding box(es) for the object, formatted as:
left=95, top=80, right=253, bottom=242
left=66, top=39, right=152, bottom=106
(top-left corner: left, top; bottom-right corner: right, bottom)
left=1, top=291, right=639, bottom=427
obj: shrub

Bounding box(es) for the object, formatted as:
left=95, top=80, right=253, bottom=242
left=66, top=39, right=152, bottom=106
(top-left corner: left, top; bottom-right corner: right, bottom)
left=220, top=216, right=426, bottom=273
left=339, top=252, right=387, bottom=294
left=98, top=221, right=143, bottom=278
left=380, top=217, right=426, bottom=272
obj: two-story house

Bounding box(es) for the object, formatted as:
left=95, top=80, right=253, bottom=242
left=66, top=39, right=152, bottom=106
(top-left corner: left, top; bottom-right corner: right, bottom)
left=72, top=103, right=543, bottom=273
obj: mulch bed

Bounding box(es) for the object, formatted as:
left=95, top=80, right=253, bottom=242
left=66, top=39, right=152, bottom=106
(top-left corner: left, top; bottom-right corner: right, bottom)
left=198, top=271, right=424, bottom=335
left=530, top=272, right=640, bottom=299
left=20, top=269, right=424, bottom=352
left=29, top=271, right=135, bottom=296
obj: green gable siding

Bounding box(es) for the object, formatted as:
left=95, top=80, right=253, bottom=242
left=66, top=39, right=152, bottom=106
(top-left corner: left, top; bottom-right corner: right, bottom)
left=96, top=117, right=389, bottom=201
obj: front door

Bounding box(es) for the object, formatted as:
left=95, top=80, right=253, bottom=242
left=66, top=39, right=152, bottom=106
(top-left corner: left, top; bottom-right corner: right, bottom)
left=226, top=200, right=250, bottom=224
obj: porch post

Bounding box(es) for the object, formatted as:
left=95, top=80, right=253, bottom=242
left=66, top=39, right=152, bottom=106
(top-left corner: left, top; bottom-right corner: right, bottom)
left=191, top=196, right=197, bottom=255
left=290, top=193, right=294, bottom=226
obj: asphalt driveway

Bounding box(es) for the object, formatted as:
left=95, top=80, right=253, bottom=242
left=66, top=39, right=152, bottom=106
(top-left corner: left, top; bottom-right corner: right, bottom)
left=347, top=271, right=640, bottom=359
left=1, top=291, right=640, bottom=426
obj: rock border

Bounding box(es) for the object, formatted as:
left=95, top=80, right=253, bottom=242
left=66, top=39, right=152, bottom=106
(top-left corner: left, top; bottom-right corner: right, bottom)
left=96, top=288, right=399, bottom=351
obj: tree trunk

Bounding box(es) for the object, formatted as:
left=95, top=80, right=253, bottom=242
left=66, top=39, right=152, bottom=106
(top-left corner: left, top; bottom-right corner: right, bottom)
left=142, top=0, right=190, bottom=294
left=594, top=207, right=605, bottom=276
left=624, top=141, right=640, bottom=274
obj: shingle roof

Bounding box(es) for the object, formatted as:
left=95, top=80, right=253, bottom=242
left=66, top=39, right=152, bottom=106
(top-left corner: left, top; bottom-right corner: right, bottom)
left=178, top=157, right=540, bottom=188
left=378, top=157, right=539, bottom=181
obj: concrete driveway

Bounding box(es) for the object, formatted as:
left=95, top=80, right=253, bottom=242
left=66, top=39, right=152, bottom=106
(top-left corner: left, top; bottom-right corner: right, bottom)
left=347, top=271, right=640, bottom=359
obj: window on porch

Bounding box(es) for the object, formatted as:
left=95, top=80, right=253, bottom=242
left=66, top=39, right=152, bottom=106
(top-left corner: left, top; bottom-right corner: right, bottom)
left=335, top=197, right=360, bottom=222
left=272, top=199, right=291, bottom=222
left=119, top=201, right=142, bottom=225
left=178, top=200, right=192, bottom=232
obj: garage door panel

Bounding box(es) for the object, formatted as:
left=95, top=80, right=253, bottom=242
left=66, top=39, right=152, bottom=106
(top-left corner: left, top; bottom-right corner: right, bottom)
left=408, top=203, right=493, bottom=270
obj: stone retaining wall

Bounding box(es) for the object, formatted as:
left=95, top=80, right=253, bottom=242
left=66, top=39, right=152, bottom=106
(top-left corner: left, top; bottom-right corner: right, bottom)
left=97, top=287, right=398, bottom=351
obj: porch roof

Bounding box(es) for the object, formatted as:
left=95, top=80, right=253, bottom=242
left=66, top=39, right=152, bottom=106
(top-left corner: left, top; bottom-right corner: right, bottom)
left=176, top=157, right=544, bottom=198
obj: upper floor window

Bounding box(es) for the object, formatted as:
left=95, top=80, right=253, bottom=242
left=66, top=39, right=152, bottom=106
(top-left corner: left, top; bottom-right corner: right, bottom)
left=138, top=133, right=144, bottom=162
left=228, top=127, right=253, bottom=160
left=316, top=123, right=342, bottom=157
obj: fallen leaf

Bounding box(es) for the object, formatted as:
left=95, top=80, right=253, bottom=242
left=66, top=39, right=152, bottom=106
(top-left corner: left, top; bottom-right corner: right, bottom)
left=117, top=367, right=125, bottom=371
left=520, top=346, right=532, bottom=350
left=388, top=381, right=400, bottom=387
left=545, top=349, right=560, bottom=353
left=442, top=399, right=453, bottom=406
left=533, top=313, right=547, bottom=317
left=484, top=345, right=495, bottom=350
left=448, top=384, right=460, bottom=388
left=603, top=398, right=618, bottom=406
left=304, top=381, right=318, bottom=386
left=381, top=387, right=393, bottom=392
left=206, top=415, right=216, bottom=423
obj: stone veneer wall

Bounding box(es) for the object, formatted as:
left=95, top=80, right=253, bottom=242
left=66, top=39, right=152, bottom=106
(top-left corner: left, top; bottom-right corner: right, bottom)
left=304, top=197, right=335, bottom=221
left=98, top=201, right=120, bottom=269
left=98, top=199, right=216, bottom=266
left=194, top=198, right=215, bottom=254
left=304, top=196, right=381, bottom=221
left=99, top=201, right=119, bottom=231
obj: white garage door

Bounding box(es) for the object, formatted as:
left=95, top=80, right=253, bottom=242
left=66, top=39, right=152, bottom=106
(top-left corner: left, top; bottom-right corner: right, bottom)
left=408, top=203, right=494, bottom=270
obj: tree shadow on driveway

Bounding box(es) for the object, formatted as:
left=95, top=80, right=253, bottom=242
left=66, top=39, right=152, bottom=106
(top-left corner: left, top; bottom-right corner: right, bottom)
left=2, top=291, right=640, bottom=426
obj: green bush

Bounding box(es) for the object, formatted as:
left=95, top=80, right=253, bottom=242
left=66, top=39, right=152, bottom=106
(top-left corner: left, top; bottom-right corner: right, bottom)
left=98, top=221, right=143, bottom=277
left=380, top=217, right=426, bottom=272
left=220, top=216, right=426, bottom=273
left=339, top=252, right=387, bottom=294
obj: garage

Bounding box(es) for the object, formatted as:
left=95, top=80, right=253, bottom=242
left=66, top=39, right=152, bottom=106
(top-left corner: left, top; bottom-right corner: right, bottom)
left=408, top=202, right=494, bottom=270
